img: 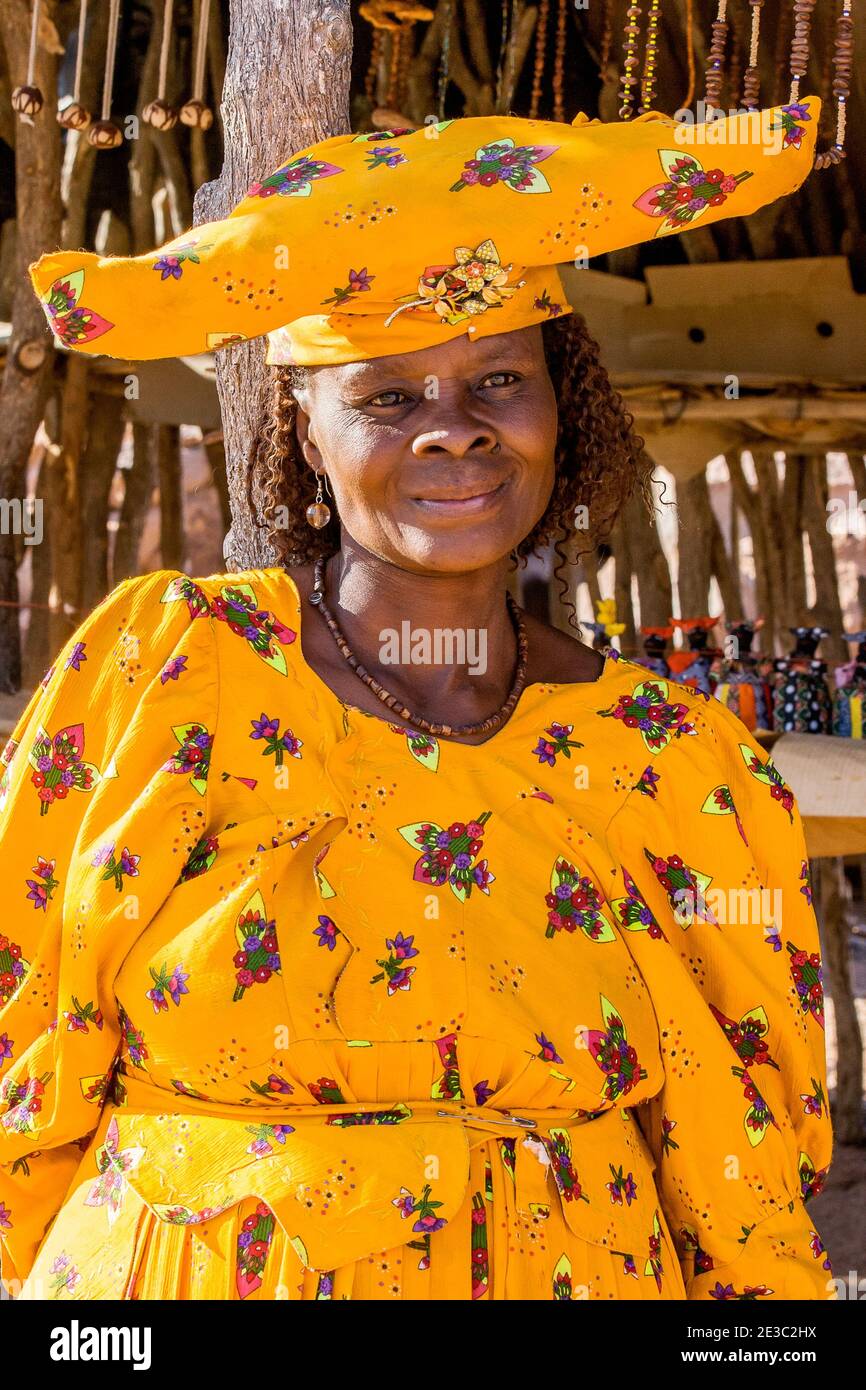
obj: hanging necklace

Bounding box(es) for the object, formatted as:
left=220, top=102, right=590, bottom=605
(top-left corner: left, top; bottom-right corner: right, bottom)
left=303, top=553, right=530, bottom=739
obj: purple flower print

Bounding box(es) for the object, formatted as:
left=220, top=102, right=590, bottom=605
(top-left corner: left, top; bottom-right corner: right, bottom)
left=322, top=266, right=376, bottom=307
left=474, top=1079, right=493, bottom=1106
left=365, top=144, right=406, bottom=171
left=0, top=1034, right=13, bottom=1070
left=151, top=241, right=211, bottom=280
left=0, top=1200, right=11, bottom=1231
left=392, top=1183, right=446, bottom=1234
left=93, top=842, right=141, bottom=892
left=146, top=962, right=190, bottom=1013
left=313, top=915, right=339, bottom=951
left=64, top=641, right=87, bottom=672
left=249, top=713, right=303, bottom=767
left=532, top=721, right=584, bottom=768
left=25, top=855, right=58, bottom=911
left=370, top=932, right=420, bottom=996
left=160, top=655, right=188, bottom=684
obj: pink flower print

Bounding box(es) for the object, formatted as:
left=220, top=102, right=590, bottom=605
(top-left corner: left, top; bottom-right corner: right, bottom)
left=209, top=584, right=297, bottom=673
left=164, top=723, right=213, bottom=794
left=62, top=996, right=104, bottom=1034
left=49, top=1251, right=82, bottom=1296
left=365, top=144, right=406, bottom=170
left=93, top=841, right=141, bottom=892
left=532, top=721, right=584, bottom=767
left=370, top=932, right=419, bottom=995
left=313, top=915, right=340, bottom=951
left=233, top=899, right=281, bottom=1001
left=28, top=722, right=99, bottom=814
left=146, top=962, right=190, bottom=1012
left=245, top=1122, right=295, bottom=1157
left=249, top=713, right=303, bottom=767
left=0, top=1200, right=11, bottom=1231
left=25, top=855, right=58, bottom=910
left=151, top=241, right=211, bottom=280
left=0, top=934, right=30, bottom=1011
left=535, top=1031, right=563, bottom=1064
left=160, top=654, right=188, bottom=684
left=322, top=266, right=376, bottom=307
left=247, top=156, right=343, bottom=198
left=399, top=811, right=494, bottom=901
left=392, top=1183, right=446, bottom=1234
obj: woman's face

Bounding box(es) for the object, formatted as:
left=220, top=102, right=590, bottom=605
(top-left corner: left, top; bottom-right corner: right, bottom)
left=292, top=323, right=558, bottom=574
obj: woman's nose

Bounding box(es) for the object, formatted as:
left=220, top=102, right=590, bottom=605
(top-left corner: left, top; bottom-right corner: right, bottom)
left=411, top=421, right=500, bottom=459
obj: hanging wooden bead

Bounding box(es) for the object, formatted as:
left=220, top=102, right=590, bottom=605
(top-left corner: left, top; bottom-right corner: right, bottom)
left=814, top=0, right=853, bottom=168
left=12, top=0, right=44, bottom=119
left=365, top=25, right=384, bottom=107
left=144, top=0, right=178, bottom=130
left=788, top=0, right=816, bottom=104
left=741, top=0, right=764, bottom=109
left=88, top=0, right=123, bottom=147
left=385, top=25, right=403, bottom=108
left=437, top=0, right=453, bottom=119
left=58, top=0, right=92, bottom=129
left=619, top=2, right=643, bottom=119
left=704, top=0, right=729, bottom=110
left=180, top=0, right=213, bottom=129
left=681, top=0, right=696, bottom=108
left=600, top=0, right=614, bottom=80
left=529, top=0, right=550, bottom=118
left=639, top=0, right=661, bottom=113
left=552, top=0, right=567, bottom=122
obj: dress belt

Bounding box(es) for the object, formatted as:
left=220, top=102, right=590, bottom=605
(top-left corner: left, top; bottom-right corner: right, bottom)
left=113, top=1070, right=611, bottom=1139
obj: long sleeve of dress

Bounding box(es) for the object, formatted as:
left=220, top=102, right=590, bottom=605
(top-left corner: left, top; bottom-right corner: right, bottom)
left=604, top=690, right=834, bottom=1301
left=0, top=569, right=217, bottom=1295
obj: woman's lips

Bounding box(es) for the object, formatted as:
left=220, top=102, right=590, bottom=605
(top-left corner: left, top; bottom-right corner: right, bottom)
left=409, top=479, right=509, bottom=516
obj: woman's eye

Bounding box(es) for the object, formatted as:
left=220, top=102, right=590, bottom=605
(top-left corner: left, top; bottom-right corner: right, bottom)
left=367, top=389, right=410, bottom=407
left=481, top=371, right=520, bottom=388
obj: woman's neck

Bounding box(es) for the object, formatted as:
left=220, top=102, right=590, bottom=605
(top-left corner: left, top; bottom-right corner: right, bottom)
left=320, top=538, right=518, bottom=709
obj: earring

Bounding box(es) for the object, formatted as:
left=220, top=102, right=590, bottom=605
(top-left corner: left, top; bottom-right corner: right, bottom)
left=306, top=469, right=331, bottom=529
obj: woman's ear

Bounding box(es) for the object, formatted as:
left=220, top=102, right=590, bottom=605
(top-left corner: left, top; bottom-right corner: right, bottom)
left=291, top=390, right=321, bottom=471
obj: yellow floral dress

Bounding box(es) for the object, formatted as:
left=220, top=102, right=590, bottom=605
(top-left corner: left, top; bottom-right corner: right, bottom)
left=0, top=568, right=834, bottom=1301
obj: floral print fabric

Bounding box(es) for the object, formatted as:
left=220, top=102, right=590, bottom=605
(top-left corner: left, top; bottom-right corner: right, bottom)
left=0, top=568, right=833, bottom=1300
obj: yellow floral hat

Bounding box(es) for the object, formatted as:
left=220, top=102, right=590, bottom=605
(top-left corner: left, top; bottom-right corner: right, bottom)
left=29, top=98, right=821, bottom=366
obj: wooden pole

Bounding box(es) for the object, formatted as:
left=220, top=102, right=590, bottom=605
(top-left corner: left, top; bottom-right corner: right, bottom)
left=192, top=0, right=353, bottom=572
left=0, top=0, right=62, bottom=691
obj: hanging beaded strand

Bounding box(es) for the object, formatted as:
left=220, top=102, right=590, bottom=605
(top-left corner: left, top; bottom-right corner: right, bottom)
left=814, top=0, right=853, bottom=167
left=742, top=0, right=764, bottom=110
left=306, top=555, right=530, bottom=740
left=181, top=0, right=213, bottom=129
left=11, top=0, right=44, bottom=118
left=143, top=0, right=178, bottom=130
left=365, top=25, right=384, bottom=108
left=552, top=0, right=567, bottom=123
left=619, top=2, right=643, bottom=119
left=437, top=0, right=453, bottom=119
left=639, top=0, right=661, bottom=113
left=88, top=0, right=123, bottom=147
left=529, top=0, right=550, bottom=118
left=705, top=0, right=729, bottom=112
left=599, top=0, right=614, bottom=86
left=788, top=0, right=816, bottom=106
left=681, top=0, right=696, bottom=108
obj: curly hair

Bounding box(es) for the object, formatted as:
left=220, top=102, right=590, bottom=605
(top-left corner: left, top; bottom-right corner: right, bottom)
left=249, top=312, right=655, bottom=630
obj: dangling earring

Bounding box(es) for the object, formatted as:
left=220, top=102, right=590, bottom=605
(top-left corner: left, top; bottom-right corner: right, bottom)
left=306, top=469, right=332, bottom=529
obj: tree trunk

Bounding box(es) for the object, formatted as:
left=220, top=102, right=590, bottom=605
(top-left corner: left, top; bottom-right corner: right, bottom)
left=0, top=0, right=62, bottom=691
left=817, top=856, right=864, bottom=1143
left=192, top=0, right=353, bottom=573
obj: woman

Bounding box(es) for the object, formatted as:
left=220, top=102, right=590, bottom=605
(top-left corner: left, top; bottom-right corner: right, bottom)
left=2, top=103, right=833, bottom=1301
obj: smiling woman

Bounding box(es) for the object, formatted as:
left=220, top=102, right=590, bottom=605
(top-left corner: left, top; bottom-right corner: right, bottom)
left=2, top=106, right=834, bottom=1303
